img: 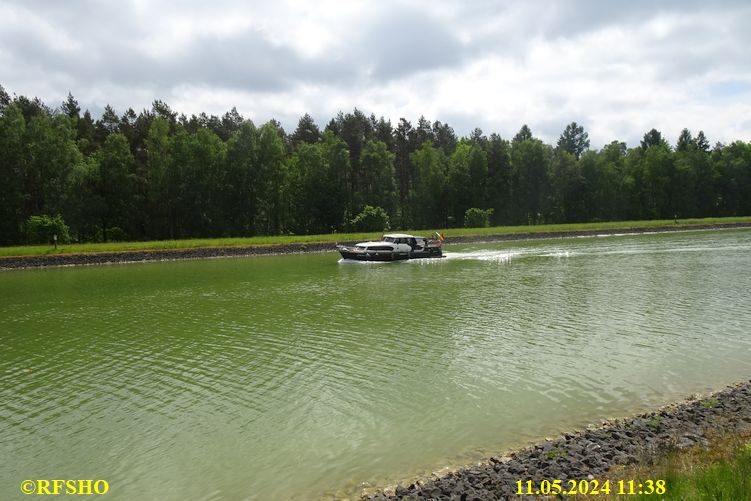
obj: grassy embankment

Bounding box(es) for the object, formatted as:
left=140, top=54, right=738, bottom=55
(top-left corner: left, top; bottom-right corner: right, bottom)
left=572, top=429, right=751, bottom=500
left=1, top=216, right=750, bottom=258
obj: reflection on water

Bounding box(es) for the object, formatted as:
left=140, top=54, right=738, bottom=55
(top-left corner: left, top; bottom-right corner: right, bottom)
left=1, top=229, right=751, bottom=499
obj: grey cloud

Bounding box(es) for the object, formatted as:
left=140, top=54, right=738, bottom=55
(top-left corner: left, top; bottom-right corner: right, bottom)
left=2, top=0, right=749, bottom=143
left=348, top=9, right=467, bottom=80
left=104, top=31, right=322, bottom=91
left=639, top=14, right=750, bottom=85
left=2, top=16, right=351, bottom=98
left=460, top=0, right=751, bottom=76
left=4, top=1, right=470, bottom=98
left=459, top=0, right=750, bottom=40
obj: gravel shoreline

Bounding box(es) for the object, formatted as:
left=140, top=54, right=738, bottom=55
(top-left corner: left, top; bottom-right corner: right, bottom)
left=364, top=381, right=751, bottom=500
left=2, top=222, right=750, bottom=270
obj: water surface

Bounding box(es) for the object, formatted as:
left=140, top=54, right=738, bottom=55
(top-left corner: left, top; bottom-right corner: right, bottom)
left=1, top=229, right=750, bottom=499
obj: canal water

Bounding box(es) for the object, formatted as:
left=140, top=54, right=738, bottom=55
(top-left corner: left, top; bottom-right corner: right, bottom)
left=1, top=229, right=751, bottom=499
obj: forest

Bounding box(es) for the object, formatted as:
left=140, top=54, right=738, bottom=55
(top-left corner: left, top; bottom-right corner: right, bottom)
left=1, top=84, right=750, bottom=245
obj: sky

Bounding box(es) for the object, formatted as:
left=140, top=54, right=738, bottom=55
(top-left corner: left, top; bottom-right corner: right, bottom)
left=1, top=0, right=750, bottom=148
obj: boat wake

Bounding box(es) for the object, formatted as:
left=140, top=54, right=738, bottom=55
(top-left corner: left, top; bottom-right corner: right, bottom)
left=444, top=250, right=521, bottom=263
left=443, top=248, right=573, bottom=263
left=441, top=238, right=751, bottom=265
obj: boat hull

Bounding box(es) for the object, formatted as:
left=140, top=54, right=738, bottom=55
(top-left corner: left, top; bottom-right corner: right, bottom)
left=337, top=246, right=442, bottom=261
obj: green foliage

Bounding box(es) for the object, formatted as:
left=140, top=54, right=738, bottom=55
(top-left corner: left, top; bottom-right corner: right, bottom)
left=464, top=207, right=493, bottom=228
left=0, top=104, right=26, bottom=244
left=98, top=132, right=135, bottom=240
left=61, top=92, right=80, bottom=119
left=557, top=122, right=590, bottom=159
left=486, top=134, right=511, bottom=224
left=641, top=128, right=668, bottom=150
left=545, top=447, right=568, bottom=460
left=468, top=144, right=488, bottom=208
left=448, top=142, right=472, bottom=224
left=513, top=124, right=533, bottom=143
left=256, top=122, right=286, bottom=235
left=610, top=434, right=751, bottom=500
left=291, top=113, right=321, bottom=147
left=65, top=155, right=104, bottom=241
left=349, top=205, right=390, bottom=232
left=646, top=415, right=663, bottom=429
left=701, top=398, right=719, bottom=409
left=511, top=134, right=551, bottom=224
left=145, top=117, right=171, bottom=238
left=549, top=150, right=587, bottom=222
left=24, top=214, right=71, bottom=244
left=25, top=113, right=82, bottom=217
left=359, top=140, right=397, bottom=215
left=1, top=88, right=750, bottom=247
left=676, top=128, right=694, bottom=152
left=0, top=84, right=10, bottom=111
left=409, top=141, right=447, bottom=228
left=103, top=226, right=127, bottom=242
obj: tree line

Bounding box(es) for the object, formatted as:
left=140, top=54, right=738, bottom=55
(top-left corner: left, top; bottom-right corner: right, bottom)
left=1, top=84, right=750, bottom=245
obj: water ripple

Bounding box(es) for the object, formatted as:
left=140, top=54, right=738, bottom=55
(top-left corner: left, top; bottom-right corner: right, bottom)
left=1, top=229, right=751, bottom=499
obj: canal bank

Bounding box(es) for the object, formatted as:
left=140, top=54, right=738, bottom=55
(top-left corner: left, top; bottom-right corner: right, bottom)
left=364, top=381, right=751, bottom=500
left=2, top=221, right=751, bottom=270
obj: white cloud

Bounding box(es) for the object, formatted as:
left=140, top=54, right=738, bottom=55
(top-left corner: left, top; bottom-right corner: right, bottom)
left=1, top=0, right=749, bottom=147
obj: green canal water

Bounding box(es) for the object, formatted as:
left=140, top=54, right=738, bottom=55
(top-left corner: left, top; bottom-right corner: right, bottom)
left=2, top=229, right=751, bottom=500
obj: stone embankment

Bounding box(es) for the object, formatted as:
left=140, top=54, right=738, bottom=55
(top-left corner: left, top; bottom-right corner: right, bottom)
left=365, top=381, right=751, bottom=500
left=2, top=222, right=750, bottom=270
left=0, top=242, right=335, bottom=269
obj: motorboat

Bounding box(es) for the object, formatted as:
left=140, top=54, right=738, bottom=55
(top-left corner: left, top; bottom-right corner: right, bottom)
left=337, top=233, right=444, bottom=261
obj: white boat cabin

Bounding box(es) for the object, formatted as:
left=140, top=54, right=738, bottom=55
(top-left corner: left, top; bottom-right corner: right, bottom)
left=352, top=234, right=430, bottom=252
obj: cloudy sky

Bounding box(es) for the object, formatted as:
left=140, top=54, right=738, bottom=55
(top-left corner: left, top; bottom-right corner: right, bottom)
left=2, top=0, right=750, bottom=147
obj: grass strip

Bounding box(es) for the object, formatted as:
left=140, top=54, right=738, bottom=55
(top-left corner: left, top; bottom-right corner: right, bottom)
left=1, top=216, right=750, bottom=258
left=578, top=429, right=751, bottom=500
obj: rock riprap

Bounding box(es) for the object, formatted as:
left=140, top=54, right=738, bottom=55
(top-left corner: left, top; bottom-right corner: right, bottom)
left=366, top=381, right=751, bottom=500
